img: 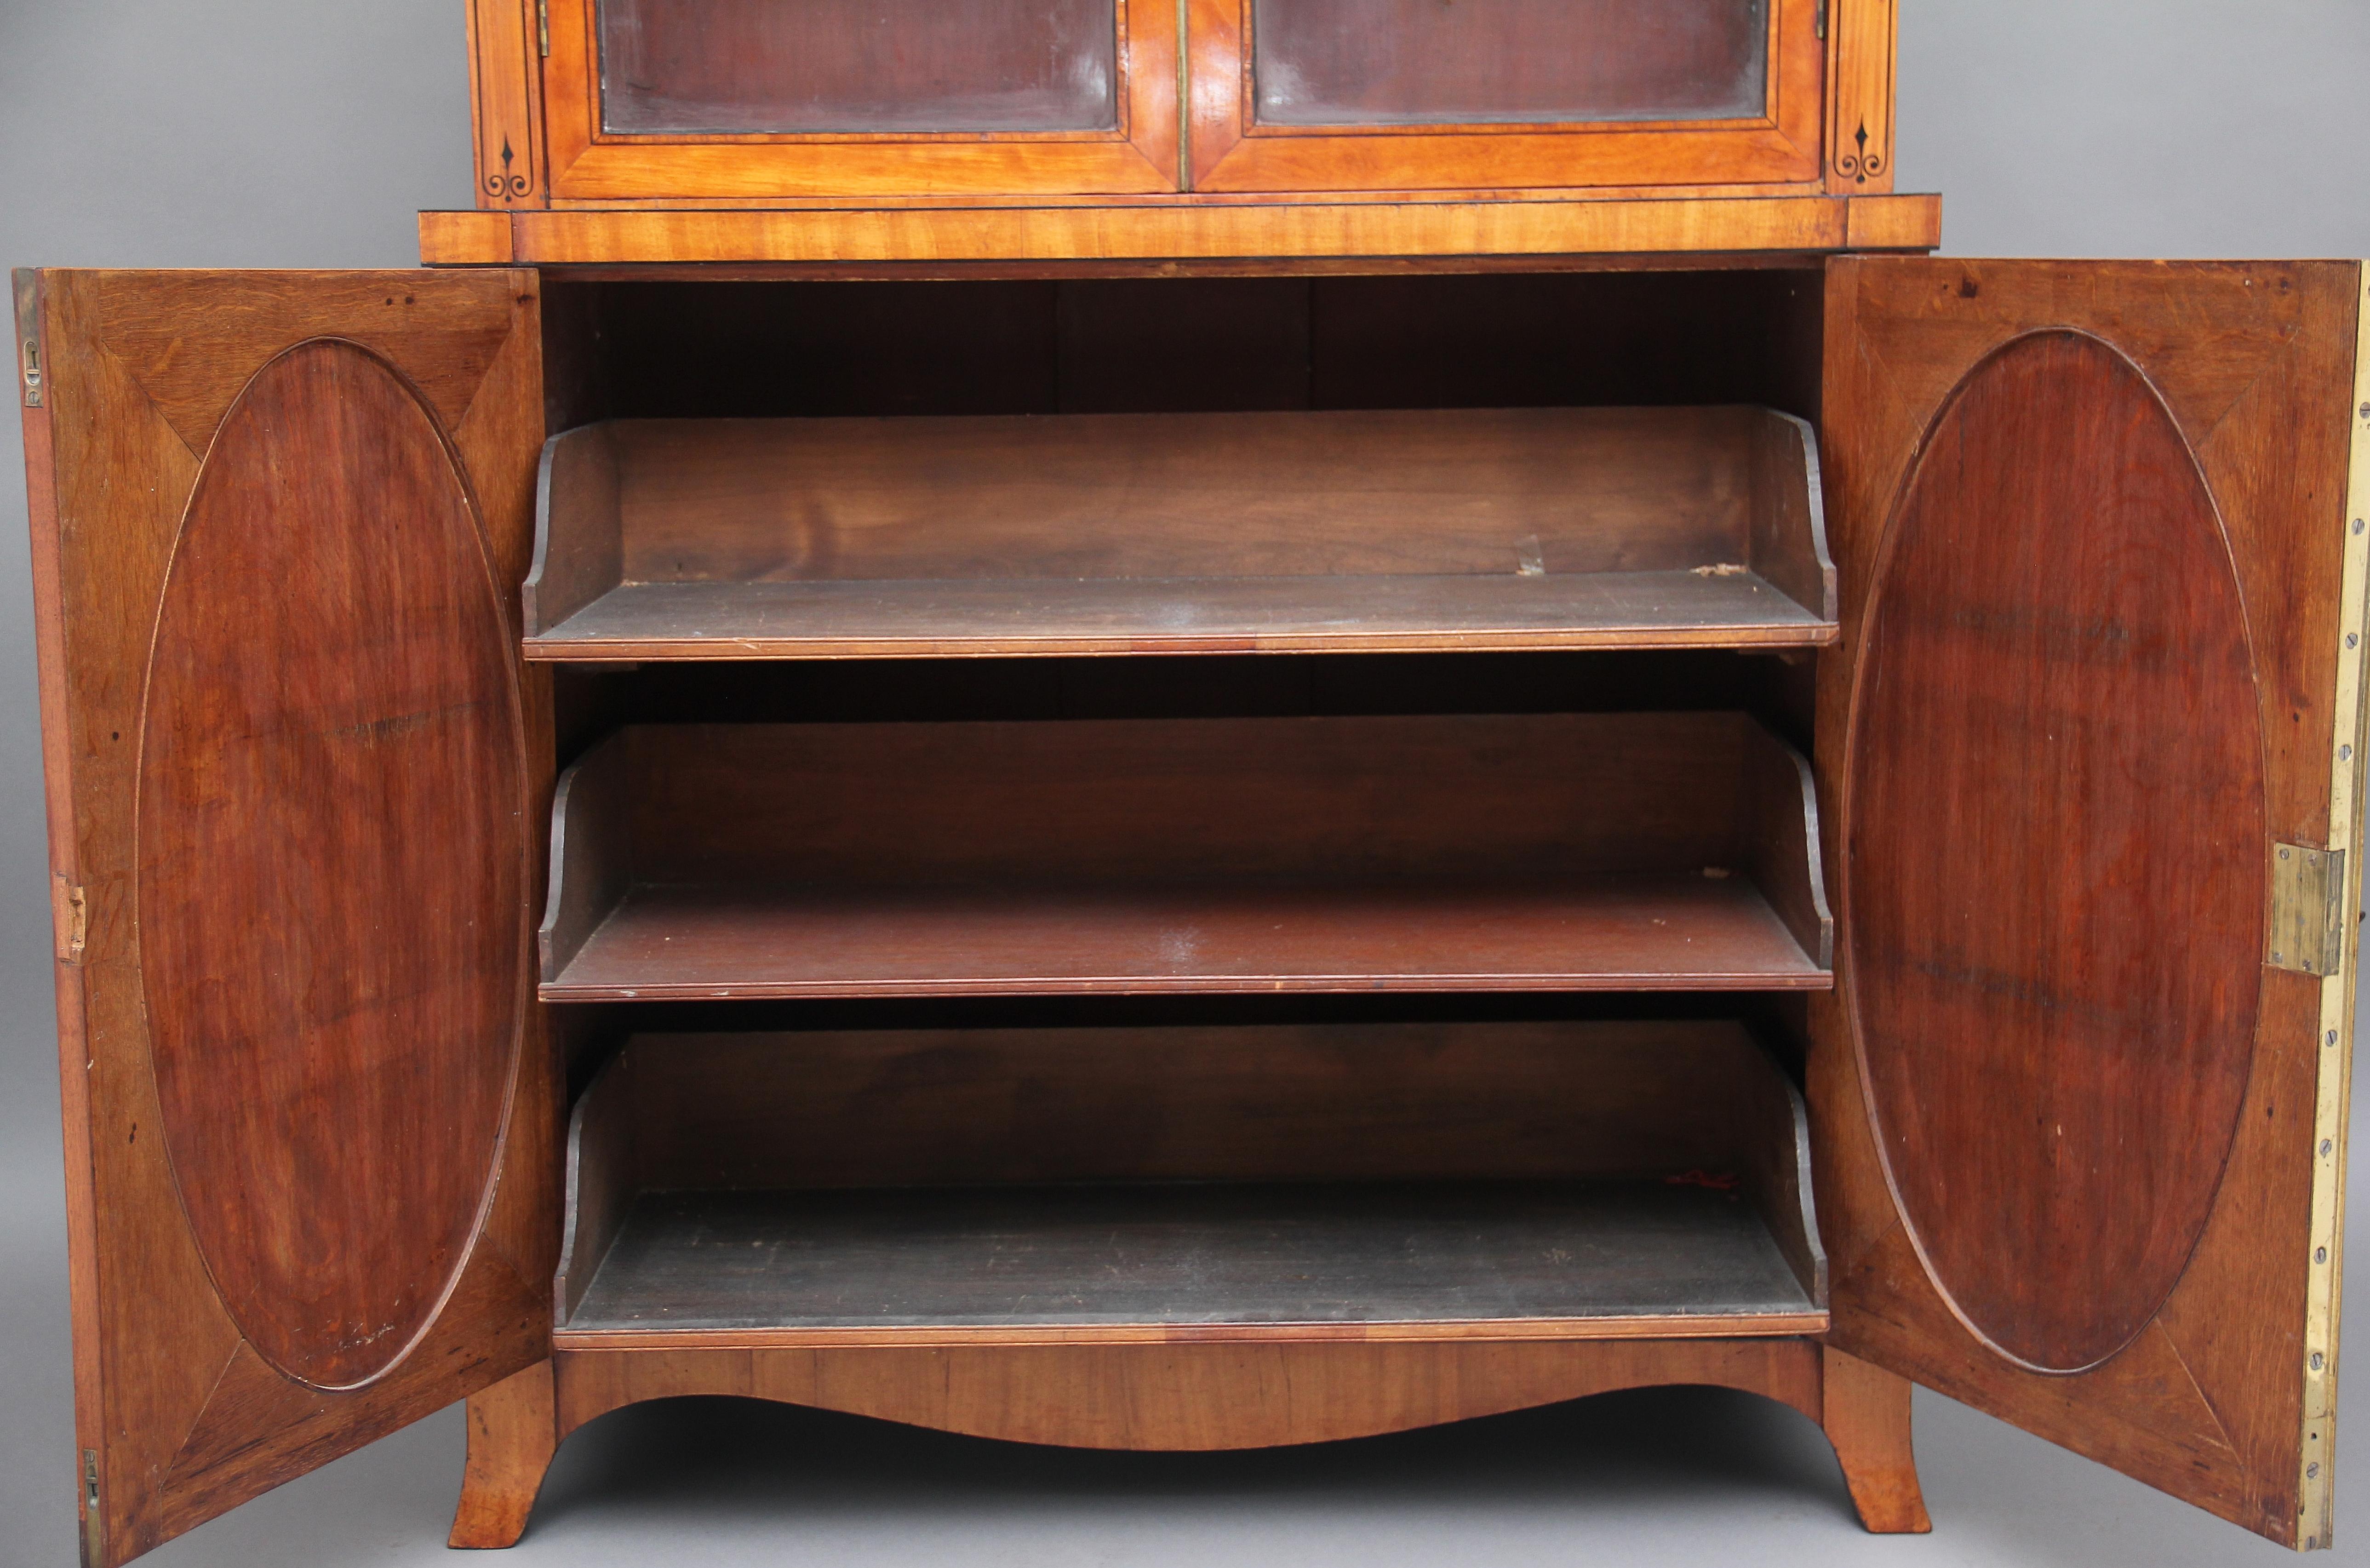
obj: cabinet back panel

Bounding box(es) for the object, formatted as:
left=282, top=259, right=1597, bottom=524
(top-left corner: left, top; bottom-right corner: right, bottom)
left=544, top=270, right=1823, bottom=424
left=607, top=1021, right=1787, bottom=1189
left=604, top=406, right=1760, bottom=584
left=617, top=712, right=1750, bottom=884
left=569, top=649, right=1802, bottom=734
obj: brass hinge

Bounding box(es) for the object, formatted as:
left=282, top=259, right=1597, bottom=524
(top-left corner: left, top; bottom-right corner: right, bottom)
left=12, top=269, right=39, bottom=408
left=53, top=874, right=86, bottom=964
left=1815, top=0, right=1828, bottom=40
left=2270, top=842, right=2349, bottom=976
left=537, top=0, right=550, bottom=57
left=81, top=1450, right=101, bottom=1568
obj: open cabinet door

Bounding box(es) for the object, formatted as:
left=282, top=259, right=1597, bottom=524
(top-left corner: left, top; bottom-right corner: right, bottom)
left=1815, top=257, right=2370, bottom=1549
left=14, top=270, right=555, bottom=1567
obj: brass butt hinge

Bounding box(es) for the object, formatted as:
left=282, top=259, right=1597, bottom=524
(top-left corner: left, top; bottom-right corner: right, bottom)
left=53, top=874, right=86, bottom=965
left=537, top=0, right=550, bottom=57
left=1815, top=0, right=1827, bottom=40
left=14, top=269, right=39, bottom=407
left=2270, top=843, right=2349, bottom=976
left=81, top=1450, right=101, bottom=1568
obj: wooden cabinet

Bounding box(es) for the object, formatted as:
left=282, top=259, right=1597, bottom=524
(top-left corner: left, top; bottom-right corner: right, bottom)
left=536, top=0, right=1181, bottom=198
left=1184, top=0, right=1827, bottom=194
left=12, top=10, right=2368, bottom=1563
left=19, top=256, right=2366, bottom=1564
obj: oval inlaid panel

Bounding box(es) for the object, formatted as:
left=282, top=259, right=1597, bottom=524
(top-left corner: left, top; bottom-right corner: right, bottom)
left=138, top=340, right=525, bottom=1391
left=1847, top=331, right=2264, bottom=1374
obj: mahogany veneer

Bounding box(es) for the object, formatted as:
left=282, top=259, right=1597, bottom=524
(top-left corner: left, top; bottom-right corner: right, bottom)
left=535, top=713, right=1832, bottom=1001
left=19, top=243, right=2367, bottom=1563
left=522, top=405, right=1836, bottom=660
left=552, top=1021, right=1827, bottom=1347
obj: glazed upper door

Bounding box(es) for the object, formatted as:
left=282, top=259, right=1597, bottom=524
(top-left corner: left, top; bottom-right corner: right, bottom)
left=535, top=0, right=1182, bottom=199
left=14, top=270, right=555, bottom=1568
left=1182, top=0, right=1831, bottom=194
left=1815, top=258, right=2370, bottom=1549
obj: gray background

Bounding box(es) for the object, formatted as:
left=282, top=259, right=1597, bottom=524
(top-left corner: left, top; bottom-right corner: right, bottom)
left=4, top=2, right=2369, bottom=1563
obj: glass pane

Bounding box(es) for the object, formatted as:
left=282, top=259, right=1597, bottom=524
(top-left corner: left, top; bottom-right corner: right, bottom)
left=600, top=0, right=1121, bottom=135
left=1253, top=0, right=1768, bottom=127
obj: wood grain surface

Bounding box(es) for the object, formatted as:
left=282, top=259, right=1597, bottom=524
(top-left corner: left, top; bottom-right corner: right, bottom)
left=521, top=404, right=1837, bottom=657
left=1187, top=0, right=1823, bottom=194
left=549, top=1336, right=1829, bottom=1451
left=419, top=195, right=1943, bottom=269
left=537, top=713, right=1831, bottom=999
left=137, top=339, right=527, bottom=1391
left=1814, top=258, right=2365, bottom=1546
left=560, top=1182, right=1825, bottom=1344
left=1250, top=0, right=1769, bottom=127
left=596, top=0, right=1123, bottom=135
left=553, top=1019, right=1825, bottom=1321
left=540, top=0, right=1177, bottom=200
left=497, top=1337, right=1925, bottom=1531
left=527, top=572, right=1836, bottom=660
left=23, top=271, right=555, bottom=1567
left=448, top=1361, right=558, bottom=1550
left=1848, top=330, right=2265, bottom=1374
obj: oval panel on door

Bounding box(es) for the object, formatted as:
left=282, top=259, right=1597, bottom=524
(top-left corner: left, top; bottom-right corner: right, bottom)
left=1846, top=330, right=2265, bottom=1375
left=138, top=339, right=526, bottom=1392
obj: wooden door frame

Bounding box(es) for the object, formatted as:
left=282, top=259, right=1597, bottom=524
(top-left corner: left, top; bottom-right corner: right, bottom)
left=466, top=0, right=1899, bottom=206
left=1185, top=0, right=1828, bottom=195
left=530, top=0, right=1180, bottom=200
left=17, top=269, right=560, bottom=1568
left=1812, top=256, right=2370, bottom=1549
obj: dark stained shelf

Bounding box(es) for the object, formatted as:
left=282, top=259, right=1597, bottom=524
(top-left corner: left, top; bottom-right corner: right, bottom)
left=557, top=1181, right=1829, bottom=1346
left=536, top=713, right=1834, bottom=1003
left=541, top=874, right=1830, bottom=1001
left=522, top=406, right=1836, bottom=661
left=525, top=568, right=1833, bottom=660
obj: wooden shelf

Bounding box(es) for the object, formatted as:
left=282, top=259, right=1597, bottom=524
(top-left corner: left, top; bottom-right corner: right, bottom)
left=522, top=406, right=1836, bottom=662
left=527, top=569, right=1830, bottom=660
left=537, top=713, right=1833, bottom=1002
left=553, top=1020, right=1828, bottom=1350
left=544, top=875, right=1826, bottom=1001
left=556, top=1182, right=1827, bottom=1347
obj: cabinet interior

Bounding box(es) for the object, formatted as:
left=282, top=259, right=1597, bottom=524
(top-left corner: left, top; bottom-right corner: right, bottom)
left=555, top=1020, right=1826, bottom=1345
left=535, top=265, right=1833, bottom=1349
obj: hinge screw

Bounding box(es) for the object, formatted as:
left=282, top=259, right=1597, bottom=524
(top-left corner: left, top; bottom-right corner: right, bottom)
left=2329, top=1030, right=2341, bottom=1045
left=2355, top=519, right=2365, bottom=534
left=2310, top=1462, right=2323, bottom=1479
left=2350, top=635, right=2360, bottom=650
left=2318, top=1247, right=2330, bottom=1263
left=2323, top=1139, right=2336, bottom=1156
left=2344, top=746, right=2356, bottom=761
left=2313, top=1351, right=2327, bottom=1370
